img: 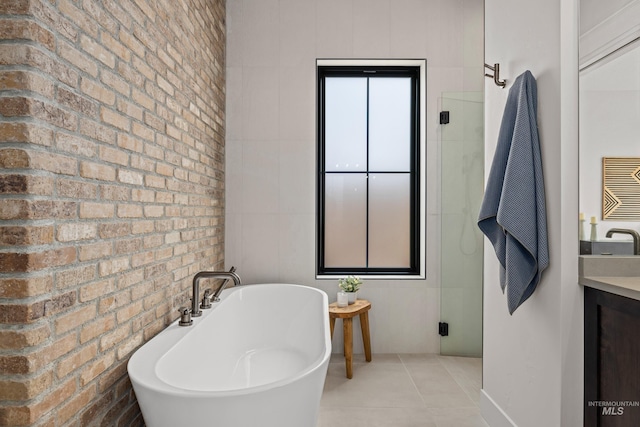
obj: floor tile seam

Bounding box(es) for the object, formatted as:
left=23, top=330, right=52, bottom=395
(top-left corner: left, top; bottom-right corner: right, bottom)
left=445, top=376, right=479, bottom=402
left=403, top=360, right=469, bottom=391
left=427, top=409, right=492, bottom=427
left=441, top=362, right=478, bottom=378
left=439, top=358, right=482, bottom=407
left=320, top=403, right=434, bottom=410
left=399, top=352, right=442, bottom=407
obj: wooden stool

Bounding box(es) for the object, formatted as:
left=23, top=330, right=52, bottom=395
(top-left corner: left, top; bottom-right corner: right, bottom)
left=328, top=299, right=372, bottom=379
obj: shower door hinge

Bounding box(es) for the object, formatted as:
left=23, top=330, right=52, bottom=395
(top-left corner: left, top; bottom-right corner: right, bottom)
left=439, top=111, right=450, bottom=125
left=438, top=322, right=449, bottom=336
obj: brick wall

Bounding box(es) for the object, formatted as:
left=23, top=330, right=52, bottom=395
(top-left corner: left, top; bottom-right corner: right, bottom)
left=0, top=0, right=226, bottom=425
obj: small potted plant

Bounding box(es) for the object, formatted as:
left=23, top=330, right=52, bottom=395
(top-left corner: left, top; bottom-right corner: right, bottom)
left=338, top=275, right=362, bottom=305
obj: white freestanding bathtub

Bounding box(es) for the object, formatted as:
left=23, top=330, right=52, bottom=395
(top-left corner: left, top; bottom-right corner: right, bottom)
left=128, top=283, right=331, bottom=427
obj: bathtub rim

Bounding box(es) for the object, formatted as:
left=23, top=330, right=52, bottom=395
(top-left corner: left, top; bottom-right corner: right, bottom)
left=127, top=283, right=331, bottom=398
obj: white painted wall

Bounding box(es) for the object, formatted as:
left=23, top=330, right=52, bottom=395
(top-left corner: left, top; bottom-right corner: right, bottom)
left=482, top=0, right=581, bottom=426
left=225, top=0, right=484, bottom=354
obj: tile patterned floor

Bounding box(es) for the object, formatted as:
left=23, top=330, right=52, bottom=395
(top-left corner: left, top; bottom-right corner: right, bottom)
left=318, top=354, right=489, bottom=427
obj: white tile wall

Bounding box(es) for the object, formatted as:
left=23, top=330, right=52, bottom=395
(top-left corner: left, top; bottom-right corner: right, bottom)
left=388, top=0, right=429, bottom=58
left=226, top=0, right=244, bottom=68
left=240, top=213, right=281, bottom=282
left=241, top=67, right=280, bottom=140
left=278, top=139, right=315, bottom=213
left=225, top=67, right=243, bottom=140
left=242, top=140, right=280, bottom=213
left=242, top=0, right=280, bottom=67
left=316, top=0, right=354, bottom=58
left=225, top=0, right=484, bottom=353
left=352, top=0, right=391, bottom=57
left=278, top=68, right=316, bottom=141
left=279, top=0, right=317, bottom=67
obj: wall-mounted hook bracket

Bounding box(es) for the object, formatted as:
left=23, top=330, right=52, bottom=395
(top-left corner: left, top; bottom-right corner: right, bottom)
left=485, top=63, right=506, bottom=88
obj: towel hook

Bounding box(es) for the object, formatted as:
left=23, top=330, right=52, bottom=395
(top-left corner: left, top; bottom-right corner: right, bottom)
left=485, top=63, right=506, bottom=88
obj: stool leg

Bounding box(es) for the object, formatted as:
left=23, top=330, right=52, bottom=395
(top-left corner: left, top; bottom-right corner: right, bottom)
left=360, top=311, right=372, bottom=362
left=343, top=317, right=353, bottom=379
left=329, top=317, right=336, bottom=339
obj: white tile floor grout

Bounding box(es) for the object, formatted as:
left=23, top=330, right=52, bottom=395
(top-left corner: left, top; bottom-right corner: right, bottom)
left=403, top=357, right=429, bottom=408
left=318, top=354, right=489, bottom=427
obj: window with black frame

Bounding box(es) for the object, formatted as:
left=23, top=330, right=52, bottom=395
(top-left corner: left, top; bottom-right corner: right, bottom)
left=317, top=63, right=423, bottom=277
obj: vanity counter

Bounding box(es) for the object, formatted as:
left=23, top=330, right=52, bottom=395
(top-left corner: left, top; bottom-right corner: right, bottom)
left=579, top=255, right=640, bottom=301
left=579, top=276, right=640, bottom=301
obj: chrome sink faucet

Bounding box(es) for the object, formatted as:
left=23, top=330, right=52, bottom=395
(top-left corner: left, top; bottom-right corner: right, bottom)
left=191, top=267, right=242, bottom=318
left=605, top=228, right=640, bottom=255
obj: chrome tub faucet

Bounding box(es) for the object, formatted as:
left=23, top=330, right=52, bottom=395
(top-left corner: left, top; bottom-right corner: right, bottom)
left=190, top=267, right=241, bottom=318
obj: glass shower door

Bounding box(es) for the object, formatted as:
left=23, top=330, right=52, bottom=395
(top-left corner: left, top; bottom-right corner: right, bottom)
left=440, top=92, right=484, bottom=357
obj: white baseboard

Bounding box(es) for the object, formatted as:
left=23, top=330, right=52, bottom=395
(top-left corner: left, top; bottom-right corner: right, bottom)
left=480, top=389, right=518, bottom=427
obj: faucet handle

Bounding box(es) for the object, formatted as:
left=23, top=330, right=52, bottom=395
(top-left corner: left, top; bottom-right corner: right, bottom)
left=177, top=307, right=193, bottom=326
left=200, top=288, right=213, bottom=309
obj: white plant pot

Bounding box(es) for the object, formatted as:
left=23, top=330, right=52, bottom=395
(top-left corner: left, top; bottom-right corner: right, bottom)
left=347, top=291, right=357, bottom=304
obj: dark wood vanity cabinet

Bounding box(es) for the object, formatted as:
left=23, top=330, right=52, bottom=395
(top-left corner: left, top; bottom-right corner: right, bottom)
left=585, top=287, right=640, bottom=426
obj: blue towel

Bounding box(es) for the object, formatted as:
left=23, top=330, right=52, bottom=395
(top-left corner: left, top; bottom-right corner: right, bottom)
left=478, top=70, right=549, bottom=314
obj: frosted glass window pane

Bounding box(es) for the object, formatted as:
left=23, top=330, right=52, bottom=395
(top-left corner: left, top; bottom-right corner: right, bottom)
left=325, top=78, right=367, bottom=172
left=368, top=174, right=411, bottom=267
left=324, top=174, right=367, bottom=267
left=369, top=78, right=411, bottom=171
